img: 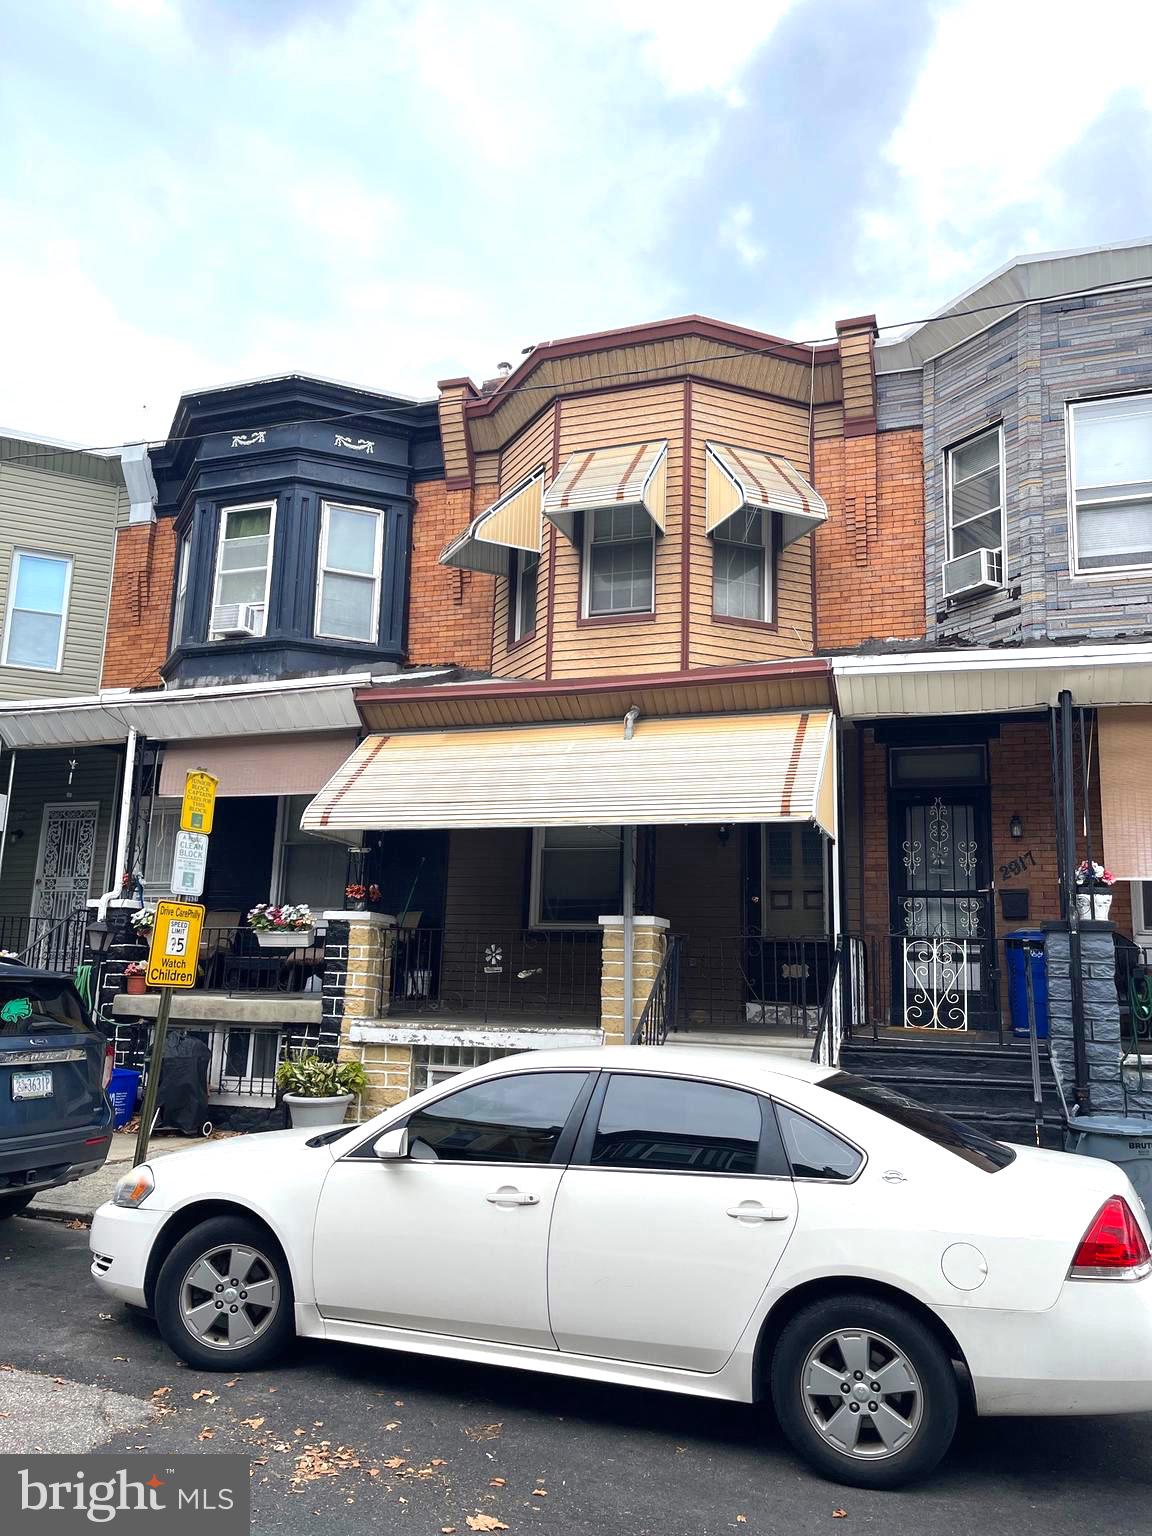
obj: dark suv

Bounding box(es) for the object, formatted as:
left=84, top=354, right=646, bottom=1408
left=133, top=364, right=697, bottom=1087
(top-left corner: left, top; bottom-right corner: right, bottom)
left=0, top=963, right=115, bottom=1220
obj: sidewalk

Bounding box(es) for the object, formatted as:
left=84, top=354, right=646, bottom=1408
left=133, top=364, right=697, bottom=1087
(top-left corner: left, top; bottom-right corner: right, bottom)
left=28, top=1130, right=206, bottom=1222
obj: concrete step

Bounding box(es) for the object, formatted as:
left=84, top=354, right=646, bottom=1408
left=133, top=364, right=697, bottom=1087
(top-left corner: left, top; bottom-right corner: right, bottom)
left=841, top=1042, right=1050, bottom=1082
left=861, top=1075, right=1063, bottom=1115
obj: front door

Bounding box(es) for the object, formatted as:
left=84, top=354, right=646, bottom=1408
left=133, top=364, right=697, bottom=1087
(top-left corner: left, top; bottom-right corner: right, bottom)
left=32, top=802, right=99, bottom=924
left=889, top=789, right=995, bottom=1030
left=313, top=1068, right=592, bottom=1348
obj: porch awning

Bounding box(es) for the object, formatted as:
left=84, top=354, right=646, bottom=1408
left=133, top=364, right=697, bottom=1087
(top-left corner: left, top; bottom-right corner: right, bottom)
left=1099, top=706, right=1152, bottom=878
left=438, top=469, right=545, bottom=574
left=542, top=441, right=668, bottom=540
left=705, top=442, right=827, bottom=546
left=159, top=732, right=359, bottom=799
left=301, top=709, right=836, bottom=837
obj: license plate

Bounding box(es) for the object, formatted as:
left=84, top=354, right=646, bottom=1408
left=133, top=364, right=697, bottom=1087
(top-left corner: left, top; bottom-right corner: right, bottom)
left=12, top=1070, right=53, bottom=1100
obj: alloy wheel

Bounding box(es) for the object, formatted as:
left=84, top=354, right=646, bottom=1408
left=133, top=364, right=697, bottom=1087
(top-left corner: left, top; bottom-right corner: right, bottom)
left=178, top=1242, right=280, bottom=1351
left=800, top=1327, right=923, bottom=1459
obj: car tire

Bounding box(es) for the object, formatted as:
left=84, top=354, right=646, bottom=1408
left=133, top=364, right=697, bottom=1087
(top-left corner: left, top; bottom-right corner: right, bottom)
left=154, top=1215, right=294, bottom=1372
left=770, top=1293, right=958, bottom=1489
left=0, top=1191, right=35, bottom=1220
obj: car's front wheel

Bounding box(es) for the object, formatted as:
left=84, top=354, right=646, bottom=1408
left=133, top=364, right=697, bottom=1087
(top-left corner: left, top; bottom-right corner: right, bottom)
left=0, top=1191, right=35, bottom=1221
left=770, top=1293, right=959, bottom=1489
left=154, top=1215, right=294, bottom=1371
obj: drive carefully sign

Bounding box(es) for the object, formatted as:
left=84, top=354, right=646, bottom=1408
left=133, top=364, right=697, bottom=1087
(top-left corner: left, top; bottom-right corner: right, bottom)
left=145, top=901, right=205, bottom=988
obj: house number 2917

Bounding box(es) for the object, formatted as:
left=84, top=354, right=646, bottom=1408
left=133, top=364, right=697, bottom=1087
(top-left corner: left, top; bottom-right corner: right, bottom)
left=999, top=849, right=1036, bottom=882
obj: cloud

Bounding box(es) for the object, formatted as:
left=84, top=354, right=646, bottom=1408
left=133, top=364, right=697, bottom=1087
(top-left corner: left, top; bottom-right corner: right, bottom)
left=604, top=0, right=796, bottom=104
left=718, top=203, right=765, bottom=268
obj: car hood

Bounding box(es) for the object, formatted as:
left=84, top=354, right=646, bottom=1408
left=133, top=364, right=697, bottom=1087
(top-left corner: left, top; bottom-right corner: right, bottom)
left=142, top=1125, right=344, bottom=1189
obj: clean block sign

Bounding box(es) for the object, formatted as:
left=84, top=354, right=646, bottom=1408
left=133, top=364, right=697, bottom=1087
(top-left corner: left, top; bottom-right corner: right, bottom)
left=0, top=1452, right=249, bottom=1533
left=146, top=900, right=205, bottom=989
left=170, top=829, right=208, bottom=899
left=179, top=770, right=218, bottom=835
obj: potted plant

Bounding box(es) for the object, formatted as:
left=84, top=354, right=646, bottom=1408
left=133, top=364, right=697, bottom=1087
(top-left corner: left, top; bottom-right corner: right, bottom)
left=344, top=882, right=382, bottom=913
left=247, top=903, right=317, bottom=949
left=123, top=961, right=148, bottom=996
left=129, top=906, right=155, bottom=938
left=1075, top=861, right=1114, bottom=920
left=276, top=1054, right=368, bottom=1128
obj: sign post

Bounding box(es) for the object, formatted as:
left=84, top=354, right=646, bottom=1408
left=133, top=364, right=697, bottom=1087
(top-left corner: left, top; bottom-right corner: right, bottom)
left=133, top=903, right=205, bottom=1164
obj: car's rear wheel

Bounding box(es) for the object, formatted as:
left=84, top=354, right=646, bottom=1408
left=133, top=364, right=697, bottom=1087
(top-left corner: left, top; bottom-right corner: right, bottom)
left=770, top=1293, right=958, bottom=1489
left=0, top=1191, right=35, bottom=1221
left=154, top=1215, right=294, bottom=1371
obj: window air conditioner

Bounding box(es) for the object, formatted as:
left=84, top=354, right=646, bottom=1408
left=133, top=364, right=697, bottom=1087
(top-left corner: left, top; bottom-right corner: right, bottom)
left=209, top=602, right=266, bottom=638
left=942, top=547, right=1002, bottom=602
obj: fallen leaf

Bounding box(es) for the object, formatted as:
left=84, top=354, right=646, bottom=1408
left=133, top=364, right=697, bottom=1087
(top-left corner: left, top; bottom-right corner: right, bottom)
left=466, top=1518, right=509, bottom=1534
left=365, top=1469, right=381, bottom=1478
left=151, top=1387, right=171, bottom=1399
left=430, top=1458, right=448, bottom=1467
left=98, top=1313, right=112, bottom=1320
left=382, top=1457, right=405, bottom=1470
left=240, top=1416, right=265, bottom=1430
left=532, top=1488, right=547, bottom=1498
left=394, top=1399, right=404, bottom=1407
left=65, top=1219, right=89, bottom=1230
left=383, top=1420, right=401, bottom=1431
left=293, top=1429, right=306, bottom=1437
left=465, top=1423, right=503, bottom=1442
left=489, top=1477, right=506, bottom=1488
left=833, top=1512, right=848, bottom=1521
left=442, top=1528, right=457, bottom=1534
left=111, top=1357, right=128, bottom=1363
left=737, top=1519, right=747, bottom=1526
left=224, top=1378, right=239, bottom=1388
left=198, top=1428, right=215, bottom=1441
left=192, top=1390, right=218, bottom=1403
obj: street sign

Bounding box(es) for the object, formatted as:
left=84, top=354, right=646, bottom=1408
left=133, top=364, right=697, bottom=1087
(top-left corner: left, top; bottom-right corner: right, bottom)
left=180, top=770, right=218, bottom=834
left=170, top=829, right=208, bottom=899
left=145, top=900, right=205, bottom=988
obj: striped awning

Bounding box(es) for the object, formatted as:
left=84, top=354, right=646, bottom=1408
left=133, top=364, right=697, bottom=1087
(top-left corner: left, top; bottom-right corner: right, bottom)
left=705, top=442, right=827, bottom=546
left=301, top=710, right=835, bottom=837
left=438, top=469, right=545, bottom=574
left=542, top=441, right=668, bottom=540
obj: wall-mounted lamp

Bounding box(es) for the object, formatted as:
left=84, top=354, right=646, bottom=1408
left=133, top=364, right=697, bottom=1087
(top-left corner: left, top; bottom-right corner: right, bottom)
left=1009, top=813, right=1024, bottom=841
left=717, top=824, right=732, bottom=848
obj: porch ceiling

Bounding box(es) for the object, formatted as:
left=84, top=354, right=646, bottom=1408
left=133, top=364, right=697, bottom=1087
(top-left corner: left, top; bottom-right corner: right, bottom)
left=302, top=708, right=836, bottom=837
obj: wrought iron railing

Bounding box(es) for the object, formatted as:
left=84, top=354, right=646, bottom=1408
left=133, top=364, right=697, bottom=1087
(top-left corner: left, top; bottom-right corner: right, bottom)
left=390, top=927, right=602, bottom=1022
left=112, top=1019, right=289, bottom=1105
left=633, top=933, right=683, bottom=1045
left=0, top=908, right=88, bottom=972
left=1117, top=940, right=1152, bottom=1107
left=810, top=941, right=848, bottom=1067
left=193, top=925, right=326, bottom=995
left=833, top=931, right=1002, bottom=1040
left=676, top=935, right=835, bottom=1036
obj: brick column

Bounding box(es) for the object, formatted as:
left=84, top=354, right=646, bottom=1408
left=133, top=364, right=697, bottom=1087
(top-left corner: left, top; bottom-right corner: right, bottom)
left=598, top=916, right=669, bottom=1045
left=1044, top=922, right=1124, bottom=1113
left=324, top=910, right=397, bottom=1120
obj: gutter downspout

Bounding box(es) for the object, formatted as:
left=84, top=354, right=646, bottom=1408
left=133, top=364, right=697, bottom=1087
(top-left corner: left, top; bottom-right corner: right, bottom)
left=93, top=729, right=139, bottom=921
left=622, top=706, right=640, bottom=1041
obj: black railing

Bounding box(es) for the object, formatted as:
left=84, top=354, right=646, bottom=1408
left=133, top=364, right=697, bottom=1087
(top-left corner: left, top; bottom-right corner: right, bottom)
left=194, top=925, right=326, bottom=995
left=0, top=909, right=88, bottom=972
left=810, top=941, right=850, bottom=1067
left=1117, top=939, right=1152, bottom=1107
left=633, top=933, right=683, bottom=1045
left=675, top=935, right=835, bottom=1036
left=833, top=931, right=1003, bottom=1041
left=390, top=928, right=602, bottom=1023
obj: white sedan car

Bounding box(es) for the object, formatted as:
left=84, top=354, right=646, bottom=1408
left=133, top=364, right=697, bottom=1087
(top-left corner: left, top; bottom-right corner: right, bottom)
left=90, top=1047, right=1152, bottom=1488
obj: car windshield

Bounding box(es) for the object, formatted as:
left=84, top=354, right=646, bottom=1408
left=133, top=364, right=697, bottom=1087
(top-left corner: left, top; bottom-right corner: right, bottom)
left=818, top=1071, right=1016, bottom=1173
left=0, top=977, right=90, bottom=1036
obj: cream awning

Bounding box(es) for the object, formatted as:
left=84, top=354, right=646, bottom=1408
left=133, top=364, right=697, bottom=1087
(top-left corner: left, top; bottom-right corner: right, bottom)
left=705, top=442, right=827, bottom=546
left=1100, top=706, right=1152, bottom=879
left=302, top=710, right=835, bottom=837
left=542, top=441, right=668, bottom=540
left=438, top=469, right=545, bottom=574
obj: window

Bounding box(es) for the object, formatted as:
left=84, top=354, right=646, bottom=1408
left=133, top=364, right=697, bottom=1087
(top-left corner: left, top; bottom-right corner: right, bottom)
left=714, top=509, right=771, bottom=621
left=210, top=502, right=274, bottom=636
left=762, top=824, right=827, bottom=937
left=889, top=745, right=987, bottom=787
left=511, top=549, right=539, bottom=641
left=774, top=1102, right=862, bottom=1180
left=171, top=531, right=191, bottom=646
left=531, top=826, right=622, bottom=928
left=142, top=799, right=182, bottom=900
left=583, top=506, right=654, bottom=616
left=1069, top=394, right=1152, bottom=573
left=404, top=1070, right=589, bottom=1164
left=819, top=1072, right=1015, bottom=1172
left=946, top=426, right=1004, bottom=572
left=589, top=1075, right=764, bottom=1174
left=2, top=550, right=72, bottom=671
left=316, top=502, right=384, bottom=641
left=277, top=793, right=351, bottom=912
left=410, top=1045, right=520, bottom=1092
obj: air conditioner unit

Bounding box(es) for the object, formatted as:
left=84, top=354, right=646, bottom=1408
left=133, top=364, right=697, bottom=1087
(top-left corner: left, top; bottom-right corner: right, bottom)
left=209, top=602, right=266, bottom=638
left=942, top=547, right=1002, bottom=602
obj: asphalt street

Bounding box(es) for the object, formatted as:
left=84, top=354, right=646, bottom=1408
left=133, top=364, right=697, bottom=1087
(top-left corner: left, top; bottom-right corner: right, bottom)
left=1, top=1215, right=1150, bottom=1535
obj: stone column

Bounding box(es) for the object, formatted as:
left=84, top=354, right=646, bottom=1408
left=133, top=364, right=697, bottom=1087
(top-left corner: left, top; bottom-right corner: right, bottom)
left=324, top=910, right=397, bottom=1120
left=1043, top=922, right=1124, bottom=1113
left=598, top=915, right=669, bottom=1045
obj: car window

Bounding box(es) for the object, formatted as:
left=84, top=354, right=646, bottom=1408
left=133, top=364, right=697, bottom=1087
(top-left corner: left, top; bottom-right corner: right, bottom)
left=0, top=978, right=91, bottom=1036
left=589, top=1074, right=763, bottom=1174
left=775, top=1102, right=863, bottom=1181
left=818, top=1071, right=1016, bottom=1172
left=404, top=1071, right=589, bottom=1165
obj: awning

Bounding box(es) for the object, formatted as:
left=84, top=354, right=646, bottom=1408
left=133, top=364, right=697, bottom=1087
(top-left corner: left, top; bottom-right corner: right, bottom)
left=705, top=442, right=827, bottom=546
left=1099, top=707, right=1152, bottom=878
left=302, top=709, right=835, bottom=837
left=542, top=441, right=668, bottom=540
left=438, top=469, right=545, bottom=574
left=159, top=732, right=359, bottom=798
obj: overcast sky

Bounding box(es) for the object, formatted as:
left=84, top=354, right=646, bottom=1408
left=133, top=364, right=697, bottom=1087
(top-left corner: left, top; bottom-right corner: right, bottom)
left=3, top=0, right=1151, bottom=447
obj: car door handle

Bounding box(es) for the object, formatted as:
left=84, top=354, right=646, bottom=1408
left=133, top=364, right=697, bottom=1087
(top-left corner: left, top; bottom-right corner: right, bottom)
left=486, top=1187, right=539, bottom=1206
left=726, top=1203, right=790, bottom=1222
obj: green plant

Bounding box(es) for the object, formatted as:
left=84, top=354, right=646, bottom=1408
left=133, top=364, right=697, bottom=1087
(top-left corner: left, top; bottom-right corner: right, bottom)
left=275, top=1053, right=368, bottom=1099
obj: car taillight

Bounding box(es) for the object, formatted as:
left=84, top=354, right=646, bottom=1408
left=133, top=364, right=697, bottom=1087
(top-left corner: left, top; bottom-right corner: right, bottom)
left=1069, top=1196, right=1152, bottom=1280
left=102, top=1043, right=115, bottom=1091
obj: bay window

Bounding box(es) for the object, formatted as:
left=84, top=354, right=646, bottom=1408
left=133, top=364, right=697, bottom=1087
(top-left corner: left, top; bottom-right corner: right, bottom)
left=316, top=502, right=384, bottom=641
left=210, top=502, right=274, bottom=637
left=1069, top=394, right=1152, bottom=573
left=171, top=530, right=191, bottom=646
left=583, top=506, right=654, bottom=616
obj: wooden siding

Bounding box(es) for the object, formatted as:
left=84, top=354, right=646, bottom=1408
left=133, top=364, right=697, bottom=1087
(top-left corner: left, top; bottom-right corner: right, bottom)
left=0, top=747, right=119, bottom=918
left=0, top=462, right=122, bottom=700
left=443, top=828, right=529, bottom=929
left=436, top=387, right=473, bottom=483
left=491, top=407, right=556, bottom=679
left=838, top=329, right=877, bottom=422
left=473, top=452, right=500, bottom=487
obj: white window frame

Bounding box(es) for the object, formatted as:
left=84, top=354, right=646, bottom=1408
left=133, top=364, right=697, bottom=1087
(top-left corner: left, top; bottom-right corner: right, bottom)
left=529, top=826, right=623, bottom=930
left=511, top=548, right=540, bottom=642
left=171, top=529, right=191, bottom=646
left=945, top=423, right=1005, bottom=568
left=581, top=507, right=656, bottom=618
left=1067, top=393, right=1152, bottom=578
left=1, top=548, right=73, bottom=672
left=712, top=508, right=773, bottom=622
left=314, top=500, right=385, bottom=642
left=210, top=500, right=276, bottom=639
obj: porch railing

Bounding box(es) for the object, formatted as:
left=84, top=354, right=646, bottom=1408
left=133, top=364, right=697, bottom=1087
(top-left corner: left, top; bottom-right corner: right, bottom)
left=390, top=927, right=602, bottom=1023
left=1118, top=940, right=1152, bottom=1109
left=810, top=940, right=852, bottom=1068
left=192, top=925, right=326, bottom=995
left=633, top=933, right=683, bottom=1045
left=113, top=1019, right=289, bottom=1105
left=832, top=931, right=1002, bottom=1041
left=675, top=935, right=835, bottom=1037
left=0, top=908, right=88, bottom=972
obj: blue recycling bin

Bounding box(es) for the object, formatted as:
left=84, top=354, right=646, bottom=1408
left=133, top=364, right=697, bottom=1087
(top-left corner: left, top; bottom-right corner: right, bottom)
left=107, top=1067, right=141, bottom=1128
left=1006, top=929, right=1049, bottom=1040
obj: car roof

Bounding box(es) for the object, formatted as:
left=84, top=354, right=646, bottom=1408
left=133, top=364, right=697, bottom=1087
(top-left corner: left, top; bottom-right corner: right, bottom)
left=0, top=962, right=77, bottom=982
left=488, top=1044, right=833, bottom=1089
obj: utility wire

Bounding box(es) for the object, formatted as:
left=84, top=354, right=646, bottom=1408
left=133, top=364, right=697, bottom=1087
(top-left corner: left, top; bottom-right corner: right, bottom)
left=2, top=270, right=1150, bottom=468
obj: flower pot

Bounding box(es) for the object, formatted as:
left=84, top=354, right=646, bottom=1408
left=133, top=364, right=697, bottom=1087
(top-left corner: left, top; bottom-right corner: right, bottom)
left=255, top=927, right=317, bottom=949
left=1076, top=892, right=1113, bottom=921
left=282, top=1092, right=354, bottom=1128
left=124, top=975, right=148, bottom=996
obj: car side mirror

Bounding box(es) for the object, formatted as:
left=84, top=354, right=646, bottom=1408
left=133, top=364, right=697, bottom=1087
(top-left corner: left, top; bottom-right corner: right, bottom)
left=372, top=1126, right=409, bottom=1161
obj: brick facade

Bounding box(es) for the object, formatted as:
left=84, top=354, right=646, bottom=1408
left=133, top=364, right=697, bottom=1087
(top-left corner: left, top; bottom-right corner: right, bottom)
left=101, top=518, right=177, bottom=689
left=406, top=479, right=494, bottom=670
